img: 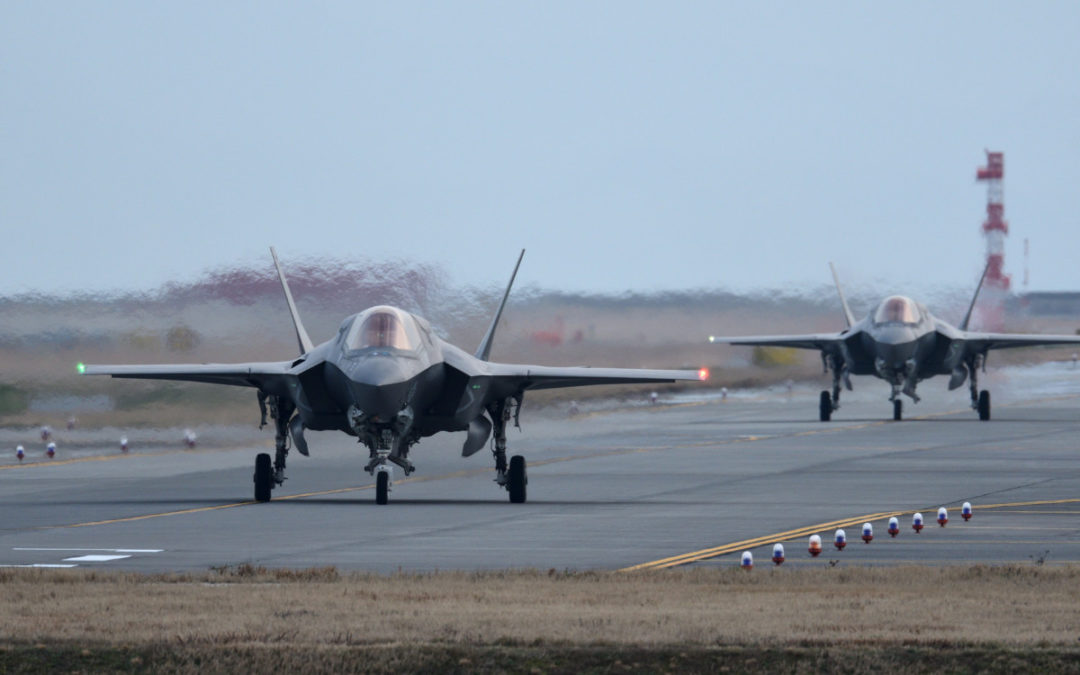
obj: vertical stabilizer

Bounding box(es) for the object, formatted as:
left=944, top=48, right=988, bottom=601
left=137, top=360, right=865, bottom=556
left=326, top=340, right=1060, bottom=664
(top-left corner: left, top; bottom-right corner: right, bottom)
left=960, top=260, right=992, bottom=331
left=475, top=249, right=525, bottom=361
left=270, top=247, right=315, bottom=355
left=829, top=262, right=856, bottom=329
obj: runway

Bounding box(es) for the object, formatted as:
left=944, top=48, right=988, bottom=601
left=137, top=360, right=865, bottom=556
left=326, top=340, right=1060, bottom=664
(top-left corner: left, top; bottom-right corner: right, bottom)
left=1, top=364, right=1078, bottom=573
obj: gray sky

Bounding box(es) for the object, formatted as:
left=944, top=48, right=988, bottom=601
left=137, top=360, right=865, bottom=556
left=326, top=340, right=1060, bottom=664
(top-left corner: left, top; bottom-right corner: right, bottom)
left=3, top=2, right=1079, bottom=298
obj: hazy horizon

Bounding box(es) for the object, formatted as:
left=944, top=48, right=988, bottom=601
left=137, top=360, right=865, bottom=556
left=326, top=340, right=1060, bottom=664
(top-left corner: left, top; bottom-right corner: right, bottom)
left=5, top=4, right=1079, bottom=298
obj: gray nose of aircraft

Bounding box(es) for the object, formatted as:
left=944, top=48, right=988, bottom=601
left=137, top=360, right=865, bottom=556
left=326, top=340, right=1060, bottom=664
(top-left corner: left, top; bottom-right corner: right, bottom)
left=873, top=326, right=920, bottom=369
left=339, top=358, right=414, bottom=421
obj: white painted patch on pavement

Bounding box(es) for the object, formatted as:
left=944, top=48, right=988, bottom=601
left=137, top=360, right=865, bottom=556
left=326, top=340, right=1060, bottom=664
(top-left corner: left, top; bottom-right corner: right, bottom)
left=14, top=547, right=163, bottom=553
left=63, top=554, right=132, bottom=562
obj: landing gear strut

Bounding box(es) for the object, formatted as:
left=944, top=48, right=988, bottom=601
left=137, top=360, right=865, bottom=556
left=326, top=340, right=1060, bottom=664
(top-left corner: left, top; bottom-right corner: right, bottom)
left=968, top=355, right=991, bottom=421
left=490, top=396, right=527, bottom=503
left=253, top=393, right=295, bottom=502
left=350, top=405, right=419, bottom=505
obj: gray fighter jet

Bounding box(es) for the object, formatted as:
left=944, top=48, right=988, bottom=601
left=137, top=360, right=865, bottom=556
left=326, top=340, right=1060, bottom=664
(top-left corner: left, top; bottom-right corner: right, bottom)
left=84, top=249, right=705, bottom=504
left=708, top=263, right=1080, bottom=422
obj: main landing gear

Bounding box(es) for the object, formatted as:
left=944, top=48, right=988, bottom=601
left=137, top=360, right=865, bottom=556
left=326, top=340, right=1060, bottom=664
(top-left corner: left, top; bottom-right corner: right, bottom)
left=253, top=393, right=296, bottom=502
left=490, top=397, right=528, bottom=503
left=818, top=355, right=850, bottom=422
left=967, top=355, right=991, bottom=421
left=893, top=399, right=903, bottom=421
left=819, top=391, right=832, bottom=422
left=977, top=389, right=991, bottom=421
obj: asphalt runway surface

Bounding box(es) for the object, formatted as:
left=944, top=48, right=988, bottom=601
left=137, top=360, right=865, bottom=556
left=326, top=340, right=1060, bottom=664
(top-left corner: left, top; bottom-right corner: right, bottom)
left=1, top=363, right=1078, bottom=573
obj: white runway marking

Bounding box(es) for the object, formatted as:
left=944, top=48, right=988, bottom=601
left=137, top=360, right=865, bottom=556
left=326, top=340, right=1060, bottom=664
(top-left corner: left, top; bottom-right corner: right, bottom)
left=5, top=548, right=163, bottom=568
left=14, top=548, right=163, bottom=553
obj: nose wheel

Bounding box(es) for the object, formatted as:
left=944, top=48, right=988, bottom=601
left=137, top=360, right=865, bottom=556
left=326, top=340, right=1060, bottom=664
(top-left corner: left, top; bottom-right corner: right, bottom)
left=892, top=399, right=902, bottom=421
left=375, top=468, right=391, bottom=505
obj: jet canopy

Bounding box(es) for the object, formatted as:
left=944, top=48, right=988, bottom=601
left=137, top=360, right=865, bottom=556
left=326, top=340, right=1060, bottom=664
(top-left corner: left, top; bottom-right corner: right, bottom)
left=344, top=306, right=422, bottom=352
left=873, top=296, right=922, bottom=325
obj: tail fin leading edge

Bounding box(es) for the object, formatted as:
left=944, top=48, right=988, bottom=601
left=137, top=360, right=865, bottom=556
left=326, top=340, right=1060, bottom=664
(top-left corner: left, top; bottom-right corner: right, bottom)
left=829, top=262, right=856, bottom=329
left=270, top=247, right=315, bottom=355
left=475, top=249, right=525, bottom=362
left=960, top=260, right=992, bottom=331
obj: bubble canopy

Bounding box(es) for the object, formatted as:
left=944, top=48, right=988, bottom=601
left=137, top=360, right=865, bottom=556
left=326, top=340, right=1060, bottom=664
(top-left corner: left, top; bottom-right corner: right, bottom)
left=344, top=306, right=422, bottom=352
left=873, top=296, right=922, bottom=325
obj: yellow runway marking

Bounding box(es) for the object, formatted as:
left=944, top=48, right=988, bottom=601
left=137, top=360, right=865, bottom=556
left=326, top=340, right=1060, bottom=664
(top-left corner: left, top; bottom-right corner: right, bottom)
left=48, top=446, right=655, bottom=530
left=33, top=393, right=1080, bottom=533
left=622, top=497, right=1080, bottom=571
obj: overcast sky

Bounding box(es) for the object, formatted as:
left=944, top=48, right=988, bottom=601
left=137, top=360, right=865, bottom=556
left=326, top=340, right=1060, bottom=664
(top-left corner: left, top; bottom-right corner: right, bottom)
left=3, top=3, right=1079, bottom=298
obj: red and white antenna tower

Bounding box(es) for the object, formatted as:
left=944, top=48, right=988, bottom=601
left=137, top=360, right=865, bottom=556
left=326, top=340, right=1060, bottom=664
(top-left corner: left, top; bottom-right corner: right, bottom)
left=975, top=151, right=1010, bottom=330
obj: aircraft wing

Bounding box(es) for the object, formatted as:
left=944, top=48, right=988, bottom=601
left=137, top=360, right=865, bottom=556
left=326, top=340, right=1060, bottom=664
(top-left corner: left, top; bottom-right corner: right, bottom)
left=960, top=332, right=1080, bottom=352
left=707, top=333, right=847, bottom=350
left=484, top=363, right=705, bottom=390
left=82, top=361, right=294, bottom=388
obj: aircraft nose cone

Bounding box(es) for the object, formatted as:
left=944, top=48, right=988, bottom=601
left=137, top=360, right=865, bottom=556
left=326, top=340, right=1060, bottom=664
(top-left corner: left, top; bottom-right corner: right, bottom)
left=350, top=382, right=411, bottom=422
left=873, top=326, right=919, bottom=367
left=342, top=357, right=415, bottom=421
left=347, top=356, right=410, bottom=387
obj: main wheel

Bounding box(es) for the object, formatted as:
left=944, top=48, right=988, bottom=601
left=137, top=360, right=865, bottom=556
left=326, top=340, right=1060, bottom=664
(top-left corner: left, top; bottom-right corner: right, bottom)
left=819, top=391, right=832, bottom=422
left=253, top=453, right=273, bottom=502
left=977, top=390, right=991, bottom=421
left=893, top=399, right=902, bottom=421
left=508, top=455, right=527, bottom=504
left=376, top=470, right=390, bottom=505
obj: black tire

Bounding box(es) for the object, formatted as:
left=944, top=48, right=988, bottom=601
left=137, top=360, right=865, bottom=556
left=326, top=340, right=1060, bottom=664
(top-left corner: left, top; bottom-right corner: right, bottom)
left=978, top=390, right=991, bottom=421
left=508, top=455, right=527, bottom=504
left=254, top=453, right=273, bottom=502
left=819, top=391, right=832, bottom=422
left=893, top=399, right=902, bottom=421
left=376, top=471, right=390, bottom=505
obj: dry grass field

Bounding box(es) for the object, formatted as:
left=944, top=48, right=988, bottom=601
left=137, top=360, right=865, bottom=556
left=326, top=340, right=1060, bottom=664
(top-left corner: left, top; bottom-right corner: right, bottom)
left=1, top=565, right=1079, bottom=673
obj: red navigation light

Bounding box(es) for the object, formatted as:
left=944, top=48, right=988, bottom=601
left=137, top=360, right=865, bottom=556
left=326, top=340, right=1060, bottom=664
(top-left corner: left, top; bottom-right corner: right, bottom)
left=698, top=367, right=710, bottom=381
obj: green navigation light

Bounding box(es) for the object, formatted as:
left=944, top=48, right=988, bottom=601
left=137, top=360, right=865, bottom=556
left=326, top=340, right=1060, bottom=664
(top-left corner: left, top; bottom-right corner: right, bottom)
left=76, top=362, right=86, bottom=374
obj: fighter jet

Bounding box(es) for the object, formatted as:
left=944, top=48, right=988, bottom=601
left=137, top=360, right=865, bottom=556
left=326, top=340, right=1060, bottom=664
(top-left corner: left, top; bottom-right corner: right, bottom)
left=83, top=249, right=705, bottom=504
left=708, top=263, right=1080, bottom=422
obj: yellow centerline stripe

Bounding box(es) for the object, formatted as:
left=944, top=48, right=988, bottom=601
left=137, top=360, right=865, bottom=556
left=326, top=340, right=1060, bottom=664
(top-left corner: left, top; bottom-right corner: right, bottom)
left=37, top=392, right=1080, bottom=532
left=43, top=414, right=891, bottom=530
left=621, top=497, right=1080, bottom=571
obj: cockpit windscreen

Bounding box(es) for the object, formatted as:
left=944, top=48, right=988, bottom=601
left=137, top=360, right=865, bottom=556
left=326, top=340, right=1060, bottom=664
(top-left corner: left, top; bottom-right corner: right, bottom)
left=873, top=296, right=921, bottom=325
left=345, top=306, right=421, bottom=351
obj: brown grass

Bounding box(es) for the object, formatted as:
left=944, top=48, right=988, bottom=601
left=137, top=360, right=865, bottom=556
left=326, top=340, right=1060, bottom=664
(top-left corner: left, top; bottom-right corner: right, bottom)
left=2, top=565, right=1078, bottom=647
left=2, top=566, right=1079, bottom=672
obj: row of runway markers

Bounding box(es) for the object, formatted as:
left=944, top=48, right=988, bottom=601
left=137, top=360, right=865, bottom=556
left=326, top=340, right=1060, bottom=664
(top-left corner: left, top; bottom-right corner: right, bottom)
left=14, top=430, right=198, bottom=462
left=740, top=502, right=974, bottom=569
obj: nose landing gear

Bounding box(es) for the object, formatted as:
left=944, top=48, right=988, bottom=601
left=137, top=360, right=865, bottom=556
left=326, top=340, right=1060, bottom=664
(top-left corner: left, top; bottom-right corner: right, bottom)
left=375, top=466, right=392, bottom=505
